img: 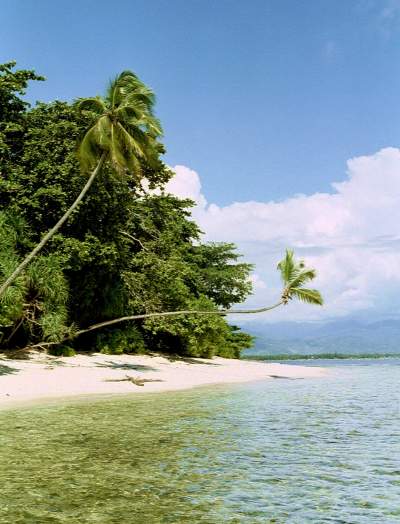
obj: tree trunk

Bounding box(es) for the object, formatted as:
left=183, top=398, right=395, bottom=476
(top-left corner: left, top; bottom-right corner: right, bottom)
left=27, top=301, right=284, bottom=350
left=0, top=153, right=107, bottom=298
left=74, top=301, right=285, bottom=337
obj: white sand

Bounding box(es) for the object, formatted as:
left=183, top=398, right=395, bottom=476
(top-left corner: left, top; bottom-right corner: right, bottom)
left=0, top=352, right=326, bottom=409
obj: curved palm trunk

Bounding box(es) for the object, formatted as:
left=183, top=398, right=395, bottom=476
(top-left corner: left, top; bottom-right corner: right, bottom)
left=74, top=301, right=284, bottom=337
left=27, top=301, right=284, bottom=350
left=0, top=152, right=107, bottom=299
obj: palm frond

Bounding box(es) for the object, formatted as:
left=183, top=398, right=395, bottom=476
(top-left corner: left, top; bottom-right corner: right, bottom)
left=107, top=70, right=155, bottom=110
left=138, top=114, right=163, bottom=138
left=118, top=72, right=156, bottom=105
left=39, top=310, right=69, bottom=342
left=108, top=126, right=127, bottom=173
left=118, top=127, right=143, bottom=176
left=121, top=91, right=155, bottom=112
left=27, top=255, right=69, bottom=307
left=277, top=249, right=296, bottom=285
left=290, top=287, right=323, bottom=305
left=78, top=116, right=111, bottom=172
left=0, top=252, right=26, bottom=324
left=288, top=268, right=317, bottom=288
left=77, top=70, right=161, bottom=181
left=76, top=97, right=107, bottom=115
left=78, top=127, right=101, bottom=172
left=115, top=105, right=143, bottom=123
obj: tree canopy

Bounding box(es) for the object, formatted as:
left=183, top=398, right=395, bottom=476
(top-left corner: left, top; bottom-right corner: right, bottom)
left=0, top=62, right=256, bottom=357
left=0, top=62, right=322, bottom=358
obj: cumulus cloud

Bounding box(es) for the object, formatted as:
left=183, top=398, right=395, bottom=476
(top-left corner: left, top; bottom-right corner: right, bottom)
left=165, top=148, right=400, bottom=322
left=163, top=165, right=207, bottom=208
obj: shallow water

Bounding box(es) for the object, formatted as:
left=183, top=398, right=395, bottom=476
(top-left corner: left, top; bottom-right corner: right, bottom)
left=0, top=360, right=399, bottom=523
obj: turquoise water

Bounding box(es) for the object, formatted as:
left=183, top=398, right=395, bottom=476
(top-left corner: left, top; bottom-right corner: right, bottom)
left=0, top=359, right=399, bottom=523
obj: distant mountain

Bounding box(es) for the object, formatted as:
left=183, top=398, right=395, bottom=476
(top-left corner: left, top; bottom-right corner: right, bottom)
left=240, top=318, right=400, bottom=356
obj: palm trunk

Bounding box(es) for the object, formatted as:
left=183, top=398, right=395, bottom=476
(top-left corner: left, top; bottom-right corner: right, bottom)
left=0, top=152, right=106, bottom=299
left=26, top=301, right=284, bottom=350
left=74, top=301, right=285, bottom=337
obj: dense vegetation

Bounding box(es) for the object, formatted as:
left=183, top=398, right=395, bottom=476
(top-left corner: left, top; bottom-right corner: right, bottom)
left=0, top=62, right=256, bottom=357
left=0, top=62, right=322, bottom=358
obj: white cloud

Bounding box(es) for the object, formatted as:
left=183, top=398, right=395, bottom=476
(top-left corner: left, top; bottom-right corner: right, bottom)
left=166, top=148, right=400, bottom=322
left=163, top=165, right=207, bottom=208
left=249, top=273, right=267, bottom=290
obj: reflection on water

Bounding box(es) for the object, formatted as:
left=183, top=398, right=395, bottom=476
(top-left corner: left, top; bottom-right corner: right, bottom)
left=0, top=360, right=399, bottom=523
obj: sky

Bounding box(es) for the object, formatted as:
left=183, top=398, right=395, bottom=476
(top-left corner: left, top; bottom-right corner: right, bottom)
left=2, top=0, right=400, bottom=323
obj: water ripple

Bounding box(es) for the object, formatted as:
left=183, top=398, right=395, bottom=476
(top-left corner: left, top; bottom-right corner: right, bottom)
left=0, top=361, right=399, bottom=523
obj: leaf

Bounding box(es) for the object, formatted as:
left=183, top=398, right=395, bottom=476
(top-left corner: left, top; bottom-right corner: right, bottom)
left=76, top=97, right=106, bottom=115
left=290, top=287, right=324, bottom=305
left=277, top=249, right=296, bottom=284
left=288, top=268, right=317, bottom=288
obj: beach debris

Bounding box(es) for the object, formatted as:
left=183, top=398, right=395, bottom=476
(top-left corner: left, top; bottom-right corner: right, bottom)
left=268, top=375, right=303, bottom=380
left=104, top=375, right=163, bottom=386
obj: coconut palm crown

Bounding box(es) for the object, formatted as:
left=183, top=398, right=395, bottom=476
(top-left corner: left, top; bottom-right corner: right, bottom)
left=278, top=249, right=323, bottom=306
left=0, top=71, right=162, bottom=299
left=77, top=70, right=163, bottom=176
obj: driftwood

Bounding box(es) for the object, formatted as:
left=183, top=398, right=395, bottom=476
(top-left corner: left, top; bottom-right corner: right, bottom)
left=268, top=375, right=303, bottom=380
left=104, top=375, right=163, bottom=386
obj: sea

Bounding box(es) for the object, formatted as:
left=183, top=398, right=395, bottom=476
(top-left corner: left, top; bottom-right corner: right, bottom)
left=0, top=358, right=399, bottom=523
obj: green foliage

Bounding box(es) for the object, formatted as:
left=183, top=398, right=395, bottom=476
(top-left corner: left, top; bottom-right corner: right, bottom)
left=0, top=214, right=26, bottom=327
left=95, top=326, right=146, bottom=355
left=0, top=213, right=71, bottom=345
left=185, top=243, right=253, bottom=308
left=218, top=326, right=255, bottom=359
left=143, top=296, right=230, bottom=358
left=278, top=249, right=323, bottom=306
left=77, top=70, right=162, bottom=176
left=0, top=61, right=44, bottom=164
left=0, top=62, right=256, bottom=357
left=48, top=345, right=76, bottom=357
left=140, top=299, right=254, bottom=359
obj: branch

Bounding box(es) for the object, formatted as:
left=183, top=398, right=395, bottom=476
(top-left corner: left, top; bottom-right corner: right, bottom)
left=120, top=231, right=148, bottom=250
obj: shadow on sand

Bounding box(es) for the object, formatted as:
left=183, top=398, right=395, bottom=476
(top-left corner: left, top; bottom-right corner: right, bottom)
left=96, top=360, right=159, bottom=372
left=163, top=355, right=221, bottom=366
left=0, top=364, right=19, bottom=376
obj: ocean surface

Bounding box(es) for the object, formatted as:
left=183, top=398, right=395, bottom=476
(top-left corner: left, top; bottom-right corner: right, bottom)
left=0, top=359, right=399, bottom=523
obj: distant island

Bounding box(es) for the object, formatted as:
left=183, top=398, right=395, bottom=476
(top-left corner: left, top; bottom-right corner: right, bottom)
left=241, top=318, right=400, bottom=359
left=245, top=352, right=400, bottom=361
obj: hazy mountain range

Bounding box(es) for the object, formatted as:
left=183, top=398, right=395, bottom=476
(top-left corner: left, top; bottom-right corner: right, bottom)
left=240, top=319, right=400, bottom=356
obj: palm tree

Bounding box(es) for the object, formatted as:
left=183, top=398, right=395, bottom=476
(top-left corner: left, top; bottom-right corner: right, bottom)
left=0, top=71, right=162, bottom=299
left=278, top=249, right=323, bottom=306
left=66, top=249, right=324, bottom=338
left=27, top=249, right=323, bottom=349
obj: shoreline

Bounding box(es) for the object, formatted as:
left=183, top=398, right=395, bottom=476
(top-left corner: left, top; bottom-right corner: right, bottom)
left=0, top=352, right=326, bottom=410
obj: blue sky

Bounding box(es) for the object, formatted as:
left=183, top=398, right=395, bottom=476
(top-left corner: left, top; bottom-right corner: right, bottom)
left=2, top=0, right=400, bottom=205
left=2, top=0, right=400, bottom=321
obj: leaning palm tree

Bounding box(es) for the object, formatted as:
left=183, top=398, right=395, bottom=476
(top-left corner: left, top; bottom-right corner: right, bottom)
left=278, top=249, right=323, bottom=306
left=67, top=249, right=324, bottom=338
left=0, top=71, right=162, bottom=298
left=27, top=249, right=323, bottom=350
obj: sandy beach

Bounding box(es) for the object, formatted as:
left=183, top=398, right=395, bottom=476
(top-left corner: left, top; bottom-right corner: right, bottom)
left=0, top=352, right=326, bottom=409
